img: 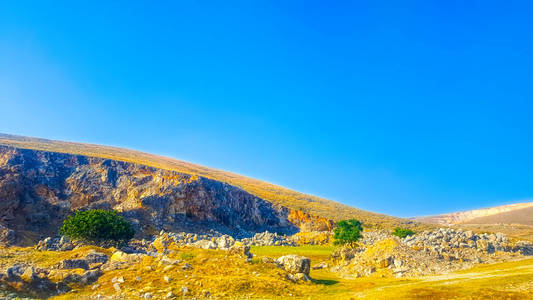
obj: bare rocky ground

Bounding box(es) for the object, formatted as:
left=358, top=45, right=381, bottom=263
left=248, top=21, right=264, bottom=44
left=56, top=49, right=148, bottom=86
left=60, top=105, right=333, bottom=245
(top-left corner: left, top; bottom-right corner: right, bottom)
left=331, top=228, right=533, bottom=278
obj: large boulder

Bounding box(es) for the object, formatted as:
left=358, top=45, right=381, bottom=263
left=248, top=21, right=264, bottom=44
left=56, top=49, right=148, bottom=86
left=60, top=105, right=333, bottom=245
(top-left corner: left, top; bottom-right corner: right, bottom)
left=193, top=239, right=217, bottom=250
left=276, top=255, right=311, bottom=275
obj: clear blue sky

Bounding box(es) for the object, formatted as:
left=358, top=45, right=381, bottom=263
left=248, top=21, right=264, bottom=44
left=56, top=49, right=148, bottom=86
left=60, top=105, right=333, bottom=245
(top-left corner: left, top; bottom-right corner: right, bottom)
left=1, top=1, right=532, bottom=217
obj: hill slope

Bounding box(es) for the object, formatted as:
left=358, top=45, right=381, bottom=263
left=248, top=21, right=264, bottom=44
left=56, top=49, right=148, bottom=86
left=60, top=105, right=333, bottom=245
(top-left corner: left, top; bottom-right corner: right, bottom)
left=415, top=202, right=533, bottom=225
left=462, top=206, right=533, bottom=226
left=0, top=133, right=420, bottom=230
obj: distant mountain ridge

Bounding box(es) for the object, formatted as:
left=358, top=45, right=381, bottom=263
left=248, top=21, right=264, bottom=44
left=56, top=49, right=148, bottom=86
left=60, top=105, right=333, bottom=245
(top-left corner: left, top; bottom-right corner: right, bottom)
left=415, top=202, right=533, bottom=226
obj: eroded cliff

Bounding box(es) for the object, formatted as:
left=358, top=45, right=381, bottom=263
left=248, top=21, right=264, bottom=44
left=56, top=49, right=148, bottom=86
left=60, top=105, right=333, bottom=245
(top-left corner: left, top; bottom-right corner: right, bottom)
left=0, top=146, right=299, bottom=245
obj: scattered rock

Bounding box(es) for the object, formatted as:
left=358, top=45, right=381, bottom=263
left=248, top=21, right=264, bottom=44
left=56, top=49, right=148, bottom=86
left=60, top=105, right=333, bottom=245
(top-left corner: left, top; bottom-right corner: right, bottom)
left=82, top=269, right=103, bottom=285
left=7, top=264, right=28, bottom=279
left=241, top=231, right=296, bottom=246
left=60, top=259, right=89, bottom=270
left=215, top=235, right=235, bottom=249
left=84, top=251, right=109, bottom=265
left=20, top=266, right=34, bottom=282
left=193, top=239, right=217, bottom=249
left=229, top=245, right=253, bottom=259
left=276, top=255, right=311, bottom=275
left=334, top=228, right=533, bottom=278
left=36, top=236, right=75, bottom=251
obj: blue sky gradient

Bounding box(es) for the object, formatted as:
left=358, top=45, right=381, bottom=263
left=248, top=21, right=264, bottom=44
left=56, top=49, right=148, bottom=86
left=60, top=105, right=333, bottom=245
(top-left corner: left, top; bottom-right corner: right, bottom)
left=1, top=1, right=532, bottom=217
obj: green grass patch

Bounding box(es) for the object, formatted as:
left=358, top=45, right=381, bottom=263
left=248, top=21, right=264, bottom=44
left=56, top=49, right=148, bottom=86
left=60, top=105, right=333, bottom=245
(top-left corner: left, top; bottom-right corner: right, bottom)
left=250, top=245, right=336, bottom=261
left=180, top=252, right=195, bottom=260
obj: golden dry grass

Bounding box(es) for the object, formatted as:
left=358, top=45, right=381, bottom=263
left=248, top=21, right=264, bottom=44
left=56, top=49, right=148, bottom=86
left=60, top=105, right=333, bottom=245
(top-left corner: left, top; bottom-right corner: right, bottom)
left=1, top=245, right=530, bottom=299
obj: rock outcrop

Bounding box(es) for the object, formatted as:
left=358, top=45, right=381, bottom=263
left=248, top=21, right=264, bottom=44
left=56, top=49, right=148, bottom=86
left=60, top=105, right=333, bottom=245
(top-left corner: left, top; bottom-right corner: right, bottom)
left=241, top=231, right=297, bottom=246
left=333, top=228, right=533, bottom=278
left=288, top=210, right=335, bottom=232
left=0, top=146, right=299, bottom=245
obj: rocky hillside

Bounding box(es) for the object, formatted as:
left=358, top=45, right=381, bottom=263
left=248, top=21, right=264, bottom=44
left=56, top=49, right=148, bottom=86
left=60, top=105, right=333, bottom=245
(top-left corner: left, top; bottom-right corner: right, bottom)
left=0, top=146, right=297, bottom=245
left=0, top=133, right=422, bottom=231
left=415, top=202, right=533, bottom=225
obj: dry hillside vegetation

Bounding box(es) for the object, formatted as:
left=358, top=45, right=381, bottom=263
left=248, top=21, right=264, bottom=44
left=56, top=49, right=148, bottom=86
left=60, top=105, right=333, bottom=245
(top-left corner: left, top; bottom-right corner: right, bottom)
left=0, top=133, right=424, bottom=230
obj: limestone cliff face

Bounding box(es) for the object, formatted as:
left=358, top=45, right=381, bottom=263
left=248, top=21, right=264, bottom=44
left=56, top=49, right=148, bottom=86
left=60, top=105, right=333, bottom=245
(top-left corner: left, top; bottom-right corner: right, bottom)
left=0, top=146, right=297, bottom=245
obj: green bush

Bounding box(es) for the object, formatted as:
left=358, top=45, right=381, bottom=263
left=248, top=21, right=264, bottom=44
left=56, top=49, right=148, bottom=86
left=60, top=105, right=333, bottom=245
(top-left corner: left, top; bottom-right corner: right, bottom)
left=333, top=219, right=363, bottom=248
left=392, top=227, right=415, bottom=238
left=59, top=209, right=134, bottom=243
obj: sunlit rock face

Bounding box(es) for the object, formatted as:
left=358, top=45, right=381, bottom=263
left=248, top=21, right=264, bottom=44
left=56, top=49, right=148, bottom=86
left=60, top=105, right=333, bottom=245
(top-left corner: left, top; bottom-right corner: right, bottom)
left=0, top=146, right=297, bottom=245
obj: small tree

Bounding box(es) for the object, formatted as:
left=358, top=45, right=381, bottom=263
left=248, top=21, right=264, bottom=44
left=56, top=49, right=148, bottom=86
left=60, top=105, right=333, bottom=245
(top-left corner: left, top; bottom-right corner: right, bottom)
left=60, top=209, right=134, bottom=244
left=392, top=227, right=415, bottom=238
left=333, top=219, right=363, bottom=248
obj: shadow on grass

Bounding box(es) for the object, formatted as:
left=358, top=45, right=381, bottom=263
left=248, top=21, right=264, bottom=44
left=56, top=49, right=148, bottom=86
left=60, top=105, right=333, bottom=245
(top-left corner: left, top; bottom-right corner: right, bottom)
left=313, top=278, right=339, bottom=285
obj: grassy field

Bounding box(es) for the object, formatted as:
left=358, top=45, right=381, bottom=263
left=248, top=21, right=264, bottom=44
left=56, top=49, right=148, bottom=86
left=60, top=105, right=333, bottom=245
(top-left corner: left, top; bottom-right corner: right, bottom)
left=340, top=259, right=533, bottom=299
left=252, top=245, right=533, bottom=299
left=0, top=133, right=427, bottom=230
left=1, top=244, right=532, bottom=299
left=251, top=245, right=336, bottom=262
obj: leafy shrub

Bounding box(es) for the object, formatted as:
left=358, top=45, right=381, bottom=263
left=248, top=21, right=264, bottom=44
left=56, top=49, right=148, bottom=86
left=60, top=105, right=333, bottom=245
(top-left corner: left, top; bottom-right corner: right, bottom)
left=392, top=227, right=415, bottom=238
left=60, top=209, right=134, bottom=243
left=333, top=219, right=363, bottom=248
